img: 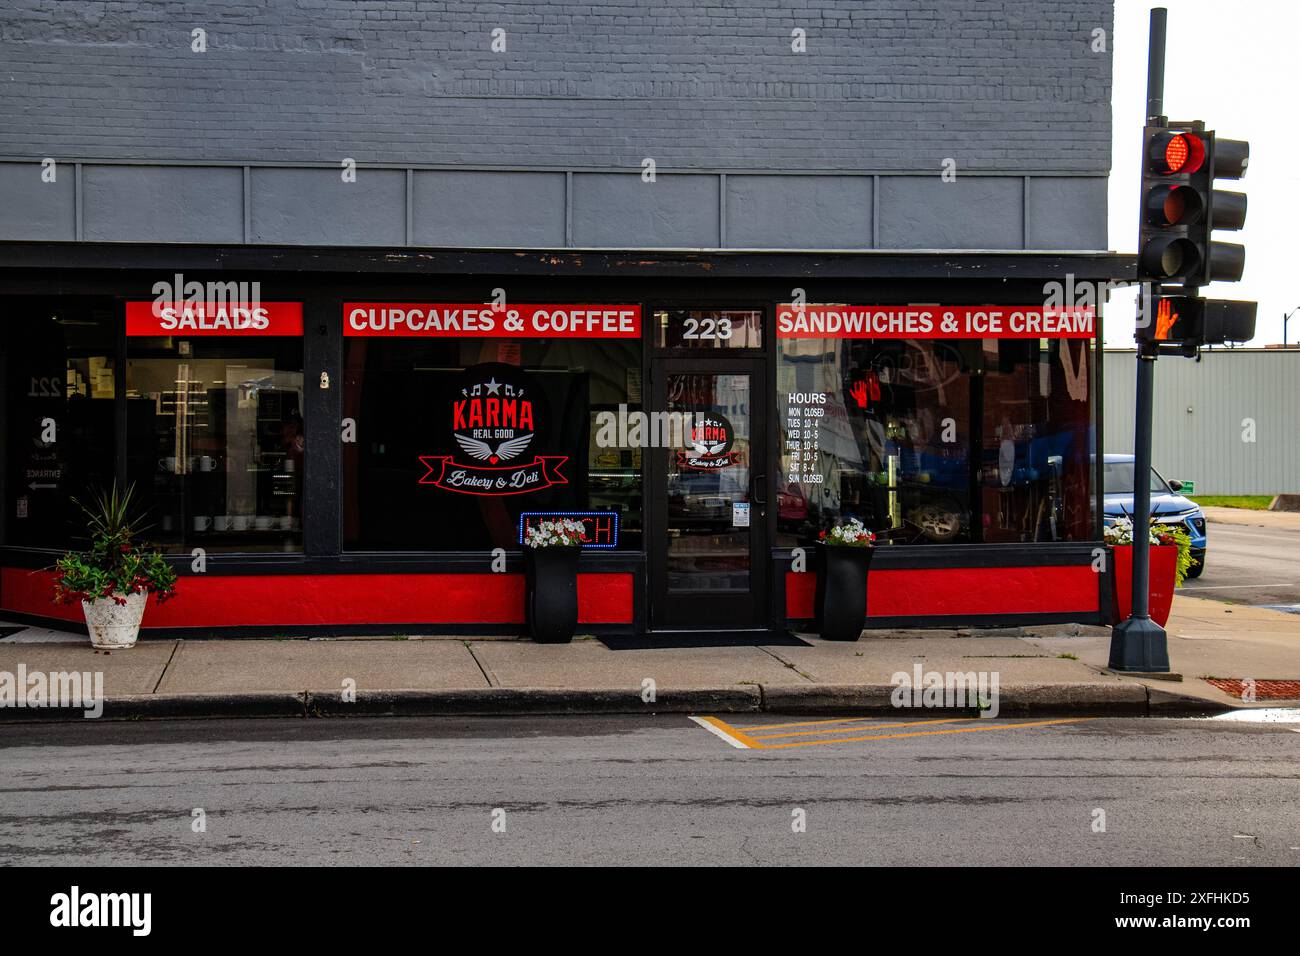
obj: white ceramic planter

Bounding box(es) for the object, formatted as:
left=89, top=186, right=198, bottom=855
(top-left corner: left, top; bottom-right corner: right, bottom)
left=81, top=591, right=147, bottom=649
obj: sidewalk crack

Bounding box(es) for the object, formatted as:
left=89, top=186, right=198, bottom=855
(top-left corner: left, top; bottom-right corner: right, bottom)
left=464, top=641, right=497, bottom=688
left=151, top=640, right=182, bottom=695
left=758, top=645, right=816, bottom=682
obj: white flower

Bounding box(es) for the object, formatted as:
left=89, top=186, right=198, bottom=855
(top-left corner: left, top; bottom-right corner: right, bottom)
left=526, top=517, right=594, bottom=548
left=824, top=518, right=875, bottom=547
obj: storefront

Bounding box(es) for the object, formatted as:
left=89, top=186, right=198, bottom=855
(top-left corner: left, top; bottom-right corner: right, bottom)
left=0, top=245, right=1131, bottom=636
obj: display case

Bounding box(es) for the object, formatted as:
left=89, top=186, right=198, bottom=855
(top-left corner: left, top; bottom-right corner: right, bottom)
left=127, top=347, right=304, bottom=553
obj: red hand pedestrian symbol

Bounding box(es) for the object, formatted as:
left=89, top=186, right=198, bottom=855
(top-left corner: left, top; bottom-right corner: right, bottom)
left=1155, top=299, right=1178, bottom=341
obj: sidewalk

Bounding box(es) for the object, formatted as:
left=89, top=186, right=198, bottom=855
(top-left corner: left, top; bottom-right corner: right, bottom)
left=2, top=595, right=1298, bottom=720
left=1201, top=505, right=1300, bottom=532
left=1026, top=595, right=1300, bottom=706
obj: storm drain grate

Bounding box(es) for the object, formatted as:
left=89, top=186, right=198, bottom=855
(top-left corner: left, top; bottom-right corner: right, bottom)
left=1205, top=679, right=1300, bottom=700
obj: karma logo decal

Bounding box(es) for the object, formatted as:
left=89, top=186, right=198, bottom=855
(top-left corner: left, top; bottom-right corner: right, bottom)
left=418, top=363, right=569, bottom=495
left=677, top=413, right=743, bottom=470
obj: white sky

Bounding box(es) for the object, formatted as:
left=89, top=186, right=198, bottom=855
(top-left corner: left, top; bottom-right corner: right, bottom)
left=1106, top=0, right=1300, bottom=346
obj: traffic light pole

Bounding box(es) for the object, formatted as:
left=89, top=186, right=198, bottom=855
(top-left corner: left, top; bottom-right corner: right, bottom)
left=1109, top=7, right=1171, bottom=673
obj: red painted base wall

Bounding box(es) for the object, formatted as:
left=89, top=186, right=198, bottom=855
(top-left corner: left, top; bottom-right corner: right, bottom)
left=785, top=565, right=1099, bottom=619
left=0, top=568, right=633, bottom=628
left=2, top=565, right=1097, bottom=629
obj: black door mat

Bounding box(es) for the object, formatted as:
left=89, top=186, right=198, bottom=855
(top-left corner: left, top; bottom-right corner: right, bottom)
left=599, top=630, right=811, bottom=650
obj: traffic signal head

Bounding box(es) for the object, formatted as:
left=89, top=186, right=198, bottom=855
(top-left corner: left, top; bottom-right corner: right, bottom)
left=1137, top=126, right=1249, bottom=286
left=1138, top=128, right=1211, bottom=282
left=1136, top=295, right=1257, bottom=348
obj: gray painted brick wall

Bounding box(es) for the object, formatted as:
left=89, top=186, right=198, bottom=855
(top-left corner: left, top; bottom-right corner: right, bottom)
left=0, top=1, right=1115, bottom=250
left=2, top=0, right=1112, bottom=171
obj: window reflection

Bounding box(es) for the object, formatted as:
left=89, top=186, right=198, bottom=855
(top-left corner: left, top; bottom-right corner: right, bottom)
left=343, top=337, right=642, bottom=551
left=777, top=335, right=1093, bottom=546
left=664, top=372, right=752, bottom=591
left=0, top=301, right=117, bottom=549
left=126, top=339, right=304, bottom=553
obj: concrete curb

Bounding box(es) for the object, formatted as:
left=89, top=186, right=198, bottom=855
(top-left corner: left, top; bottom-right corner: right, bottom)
left=995, top=682, right=1150, bottom=716
left=0, top=692, right=307, bottom=722
left=762, top=683, right=898, bottom=714
left=0, top=680, right=1235, bottom=722
left=760, top=682, right=1195, bottom=717
left=103, top=692, right=310, bottom=720
left=1145, top=687, right=1235, bottom=716
left=305, top=687, right=763, bottom=717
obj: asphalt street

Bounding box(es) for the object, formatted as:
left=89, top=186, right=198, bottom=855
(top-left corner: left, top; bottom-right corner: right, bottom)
left=1180, top=522, right=1300, bottom=610
left=1, top=713, right=1297, bottom=866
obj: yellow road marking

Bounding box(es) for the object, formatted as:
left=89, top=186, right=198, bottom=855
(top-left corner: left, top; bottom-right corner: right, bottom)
left=747, top=716, right=979, bottom=740
left=732, top=715, right=898, bottom=733
left=695, top=715, right=1092, bottom=750
left=757, top=717, right=1092, bottom=749
left=691, top=715, right=762, bottom=749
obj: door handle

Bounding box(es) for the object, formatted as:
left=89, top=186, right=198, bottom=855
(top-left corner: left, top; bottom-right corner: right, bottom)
left=751, top=473, right=767, bottom=507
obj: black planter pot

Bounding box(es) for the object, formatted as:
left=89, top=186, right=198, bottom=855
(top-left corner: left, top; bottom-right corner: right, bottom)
left=814, top=543, right=874, bottom=642
left=523, top=545, right=581, bottom=644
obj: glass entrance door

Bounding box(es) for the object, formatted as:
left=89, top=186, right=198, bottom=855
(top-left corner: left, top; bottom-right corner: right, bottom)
left=649, top=358, right=767, bottom=629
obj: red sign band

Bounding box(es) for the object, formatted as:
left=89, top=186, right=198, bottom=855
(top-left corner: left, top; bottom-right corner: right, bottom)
left=776, top=305, right=1095, bottom=339
left=126, top=302, right=304, bottom=336
left=345, top=303, right=641, bottom=338
left=418, top=455, right=570, bottom=496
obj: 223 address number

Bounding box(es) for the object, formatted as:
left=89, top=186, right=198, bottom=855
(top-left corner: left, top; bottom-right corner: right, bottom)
left=681, top=316, right=733, bottom=340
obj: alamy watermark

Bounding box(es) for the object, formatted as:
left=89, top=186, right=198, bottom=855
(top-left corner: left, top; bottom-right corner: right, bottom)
left=0, top=666, right=104, bottom=718
left=891, top=664, right=1000, bottom=718
left=151, top=272, right=262, bottom=311
left=50, top=886, right=151, bottom=936
left=1042, top=274, right=1155, bottom=328
left=594, top=404, right=698, bottom=449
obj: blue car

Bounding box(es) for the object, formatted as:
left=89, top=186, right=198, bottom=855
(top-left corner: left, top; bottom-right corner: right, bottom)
left=1102, top=454, right=1206, bottom=578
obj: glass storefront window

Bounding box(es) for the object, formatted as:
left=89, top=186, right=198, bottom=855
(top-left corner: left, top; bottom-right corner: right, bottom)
left=663, top=371, right=754, bottom=590
left=980, top=338, right=1094, bottom=544
left=125, top=337, right=304, bottom=553
left=1, top=300, right=118, bottom=549
left=776, top=334, right=1093, bottom=547
left=343, top=336, right=642, bottom=551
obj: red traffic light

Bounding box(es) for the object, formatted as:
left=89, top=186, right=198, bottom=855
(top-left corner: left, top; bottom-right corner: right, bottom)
left=1165, top=135, right=1190, bottom=172
left=1148, top=131, right=1206, bottom=175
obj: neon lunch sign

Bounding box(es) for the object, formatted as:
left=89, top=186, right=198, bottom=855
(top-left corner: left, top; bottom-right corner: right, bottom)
left=518, top=512, right=619, bottom=549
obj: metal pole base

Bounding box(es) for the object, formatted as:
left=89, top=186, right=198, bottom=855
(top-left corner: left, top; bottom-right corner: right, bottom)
left=1108, top=616, right=1170, bottom=672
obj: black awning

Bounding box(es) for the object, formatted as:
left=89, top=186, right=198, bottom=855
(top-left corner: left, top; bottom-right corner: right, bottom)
left=0, top=242, right=1136, bottom=282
